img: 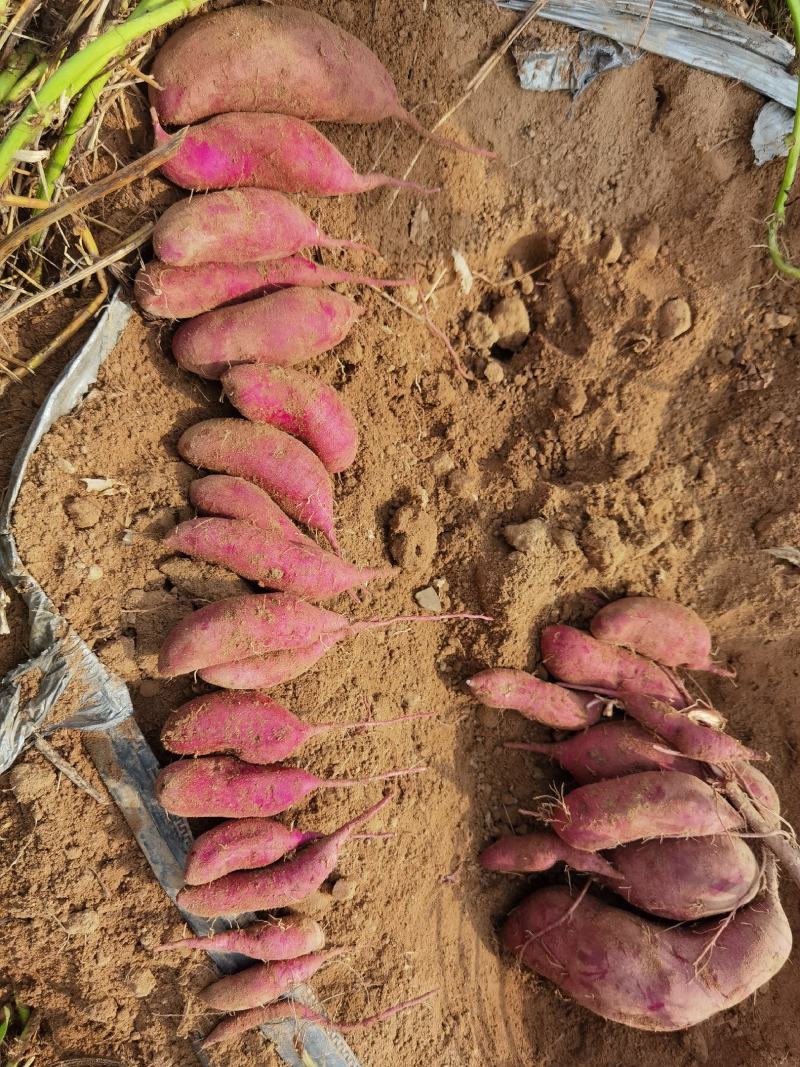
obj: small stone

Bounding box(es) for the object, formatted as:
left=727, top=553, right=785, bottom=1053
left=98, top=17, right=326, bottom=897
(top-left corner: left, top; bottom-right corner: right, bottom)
left=8, top=760, right=57, bottom=804
left=483, top=359, right=504, bottom=384
left=502, top=519, right=547, bottom=553
left=431, top=451, right=455, bottom=477
left=763, top=311, right=792, bottom=330
left=630, top=221, right=660, bottom=261
left=130, top=968, right=156, bottom=998
left=555, top=381, right=587, bottom=415
left=333, top=0, right=355, bottom=21
left=600, top=233, right=623, bottom=264
left=414, top=586, right=442, bottom=613
left=65, top=497, right=102, bottom=529
left=87, top=565, right=104, bottom=581
left=464, top=311, right=498, bottom=351
left=656, top=298, right=692, bottom=340
left=490, top=296, right=530, bottom=351
left=331, top=877, right=357, bottom=901
left=65, top=909, right=100, bottom=937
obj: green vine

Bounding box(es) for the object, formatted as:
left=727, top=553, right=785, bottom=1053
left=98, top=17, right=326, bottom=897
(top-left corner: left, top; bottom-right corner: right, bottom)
left=767, top=0, right=800, bottom=278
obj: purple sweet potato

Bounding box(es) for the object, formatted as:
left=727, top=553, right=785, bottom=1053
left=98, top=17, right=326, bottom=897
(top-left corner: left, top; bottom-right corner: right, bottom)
left=135, top=255, right=412, bottom=319
left=222, top=365, right=358, bottom=473
left=479, top=831, right=620, bottom=879
left=171, top=287, right=363, bottom=380
left=620, top=694, right=764, bottom=763
left=177, top=419, right=337, bottom=547
left=165, top=517, right=391, bottom=600
left=507, top=720, right=704, bottom=784
left=189, top=475, right=309, bottom=544
left=182, top=817, right=320, bottom=885
left=200, top=948, right=345, bottom=1012
left=155, top=756, right=421, bottom=819
left=466, top=668, right=601, bottom=729
left=540, top=624, right=688, bottom=706
left=590, top=596, right=732, bottom=674
left=153, top=110, right=438, bottom=196
left=156, top=916, right=324, bottom=958
left=549, top=770, right=743, bottom=851
left=150, top=6, right=488, bottom=156
left=161, top=689, right=432, bottom=765
left=202, top=990, right=437, bottom=1047
left=178, top=794, right=391, bottom=916
left=502, top=859, right=791, bottom=1030
left=153, top=189, right=370, bottom=268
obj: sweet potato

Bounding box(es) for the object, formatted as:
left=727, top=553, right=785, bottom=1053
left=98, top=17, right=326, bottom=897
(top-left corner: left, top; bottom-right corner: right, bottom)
left=153, top=189, right=371, bottom=268
left=549, top=770, right=743, bottom=851
left=199, top=637, right=337, bottom=690
left=507, top=720, right=704, bottom=783
left=466, top=668, right=601, bottom=729
left=620, top=694, right=764, bottom=763
left=158, top=589, right=490, bottom=680
left=540, top=624, right=688, bottom=706
left=152, top=110, right=438, bottom=196
left=479, top=831, right=620, bottom=879
left=155, top=755, right=421, bottom=819
left=202, top=990, right=437, bottom=1047
left=590, top=596, right=732, bottom=674
left=150, top=6, right=488, bottom=156
left=182, top=817, right=320, bottom=885
left=189, top=475, right=309, bottom=544
left=171, top=287, right=363, bottom=380
left=502, top=859, right=791, bottom=1030
left=200, top=948, right=345, bottom=1012
left=156, top=916, right=324, bottom=958
left=177, top=419, right=337, bottom=548
left=165, top=517, right=391, bottom=599
left=135, top=255, right=411, bottom=319
left=161, top=689, right=432, bottom=765
left=178, top=795, right=391, bottom=916
left=222, top=365, right=358, bottom=473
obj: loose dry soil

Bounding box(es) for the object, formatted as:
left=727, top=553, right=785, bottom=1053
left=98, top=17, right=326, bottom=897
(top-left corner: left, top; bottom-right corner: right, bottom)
left=2, top=2, right=800, bottom=1066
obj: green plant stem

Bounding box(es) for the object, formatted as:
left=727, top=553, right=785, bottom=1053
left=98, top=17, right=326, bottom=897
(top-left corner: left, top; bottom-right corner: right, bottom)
left=0, top=0, right=204, bottom=185
left=37, top=70, right=109, bottom=198
left=4, top=54, right=47, bottom=102
left=767, top=0, right=800, bottom=278
left=0, top=41, right=37, bottom=104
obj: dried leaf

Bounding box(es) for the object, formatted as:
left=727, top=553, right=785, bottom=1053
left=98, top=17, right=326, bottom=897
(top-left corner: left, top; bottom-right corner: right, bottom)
left=764, top=546, right=800, bottom=567
left=452, top=248, right=474, bottom=295
left=81, top=477, right=125, bottom=497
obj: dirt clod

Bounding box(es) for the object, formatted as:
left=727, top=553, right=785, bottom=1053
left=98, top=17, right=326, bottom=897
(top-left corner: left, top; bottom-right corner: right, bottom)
left=490, top=295, right=530, bottom=351
left=465, top=311, right=499, bottom=351
left=65, top=497, right=102, bottom=529
left=657, top=297, right=693, bottom=339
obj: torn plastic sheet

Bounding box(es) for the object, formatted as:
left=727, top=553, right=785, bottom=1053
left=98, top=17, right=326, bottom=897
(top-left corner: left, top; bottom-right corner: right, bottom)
left=515, top=32, right=639, bottom=96
left=0, top=291, right=364, bottom=1067
left=500, top=0, right=798, bottom=161
left=752, top=100, right=794, bottom=164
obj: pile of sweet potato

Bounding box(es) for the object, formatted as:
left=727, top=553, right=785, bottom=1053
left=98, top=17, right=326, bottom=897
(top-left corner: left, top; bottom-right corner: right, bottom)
left=139, top=3, right=490, bottom=1048
left=472, top=596, right=794, bottom=1031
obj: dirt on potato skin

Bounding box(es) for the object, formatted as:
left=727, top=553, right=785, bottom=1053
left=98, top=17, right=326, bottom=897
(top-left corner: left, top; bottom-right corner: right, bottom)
left=2, top=1, right=800, bottom=1066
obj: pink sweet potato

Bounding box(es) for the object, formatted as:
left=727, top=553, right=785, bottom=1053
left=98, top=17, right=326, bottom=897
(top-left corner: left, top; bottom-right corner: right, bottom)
left=182, top=817, right=320, bottom=885
left=161, top=689, right=432, bottom=765
left=200, top=948, right=345, bottom=1012
left=189, top=475, right=309, bottom=544
left=222, top=365, right=358, bottom=473
left=177, top=419, right=337, bottom=547
left=620, top=694, right=764, bottom=763
left=153, top=189, right=370, bottom=268
left=507, top=720, right=704, bottom=783
left=549, top=770, right=743, bottom=851
left=540, top=624, right=688, bottom=706
left=153, top=110, right=438, bottom=196
left=155, top=756, right=421, bottom=819
left=178, top=794, right=391, bottom=917
left=171, top=287, right=363, bottom=380
left=466, top=668, right=601, bottom=729
left=502, top=860, right=791, bottom=1030
left=199, top=637, right=337, bottom=690
left=150, top=6, right=488, bottom=156
left=156, top=916, right=324, bottom=958
left=202, top=990, right=437, bottom=1047
left=158, top=589, right=490, bottom=680
left=165, top=517, right=391, bottom=600
left=135, top=255, right=411, bottom=319
left=590, top=596, right=732, bottom=674
left=479, top=831, right=620, bottom=879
